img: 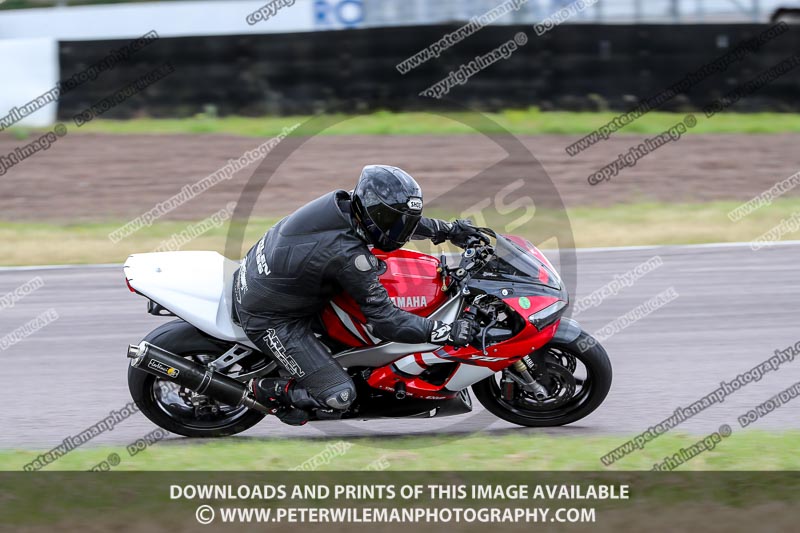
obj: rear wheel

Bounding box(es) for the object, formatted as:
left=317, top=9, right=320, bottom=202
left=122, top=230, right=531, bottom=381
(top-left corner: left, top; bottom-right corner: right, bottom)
left=472, top=330, right=612, bottom=427
left=128, top=320, right=270, bottom=438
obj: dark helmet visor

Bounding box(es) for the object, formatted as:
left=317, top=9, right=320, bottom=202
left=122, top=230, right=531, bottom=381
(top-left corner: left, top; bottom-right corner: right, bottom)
left=364, top=201, right=421, bottom=251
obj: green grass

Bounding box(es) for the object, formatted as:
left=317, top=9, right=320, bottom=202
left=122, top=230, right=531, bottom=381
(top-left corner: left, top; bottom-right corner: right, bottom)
left=14, top=109, right=800, bottom=138
left=1, top=198, right=797, bottom=266
left=1, top=433, right=797, bottom=528
left=1, top=431, right=798, bottom=471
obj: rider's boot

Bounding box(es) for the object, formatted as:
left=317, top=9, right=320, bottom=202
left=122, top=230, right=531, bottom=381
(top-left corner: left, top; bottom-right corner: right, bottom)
left=250, top=377, right=319, bottom=426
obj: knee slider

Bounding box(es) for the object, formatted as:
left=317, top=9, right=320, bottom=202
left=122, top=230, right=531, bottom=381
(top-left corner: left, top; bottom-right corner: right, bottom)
left=320, top=381, right=357, bottom=410
left=299, top=362, right=356, bottom=410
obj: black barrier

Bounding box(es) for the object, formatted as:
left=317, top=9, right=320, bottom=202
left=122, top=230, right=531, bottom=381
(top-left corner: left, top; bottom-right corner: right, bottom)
left=2, top=471, right=799, bottom=530
left=56, top=23, right=800, bottom=119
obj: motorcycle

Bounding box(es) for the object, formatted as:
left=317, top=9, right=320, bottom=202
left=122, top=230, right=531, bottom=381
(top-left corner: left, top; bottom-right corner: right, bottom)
left=123, top=229, right=611, bottom=437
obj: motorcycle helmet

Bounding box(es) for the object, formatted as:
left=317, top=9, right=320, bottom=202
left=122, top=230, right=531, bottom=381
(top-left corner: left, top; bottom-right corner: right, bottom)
left=351, top=165, right=424, bottom=252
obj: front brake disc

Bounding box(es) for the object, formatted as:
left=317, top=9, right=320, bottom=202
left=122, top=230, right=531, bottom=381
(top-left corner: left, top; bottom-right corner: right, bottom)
left=519, top=362, right=576, bottom=410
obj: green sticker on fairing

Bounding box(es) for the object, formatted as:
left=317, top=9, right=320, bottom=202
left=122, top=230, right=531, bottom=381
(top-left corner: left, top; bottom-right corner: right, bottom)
left=518, top=297, right=531, bottom=309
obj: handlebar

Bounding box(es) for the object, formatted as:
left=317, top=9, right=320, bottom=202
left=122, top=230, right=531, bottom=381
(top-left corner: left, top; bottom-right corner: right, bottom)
left=441, top=228, right=496, bottom=291
left=445, top=228, right=499, bottom=353
left=463, top=226, right=495, bottom=249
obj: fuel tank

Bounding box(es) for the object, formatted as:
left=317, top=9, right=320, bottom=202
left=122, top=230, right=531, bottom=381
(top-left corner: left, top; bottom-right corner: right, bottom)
left=321, top=249, right=448, bottom=347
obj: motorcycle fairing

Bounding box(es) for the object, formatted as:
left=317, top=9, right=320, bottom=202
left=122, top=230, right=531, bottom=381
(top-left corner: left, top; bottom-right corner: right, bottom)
left=123, top=251, right=256, bottom=347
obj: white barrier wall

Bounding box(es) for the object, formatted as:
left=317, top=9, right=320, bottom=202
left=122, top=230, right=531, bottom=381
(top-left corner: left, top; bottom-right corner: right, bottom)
left=0, top=0, right=364, bottom=128
left=0, top=0, right=365, bottom=41
left=0, top=38, right=58, bottom=129
left=363, top=0, right=780, bottom=24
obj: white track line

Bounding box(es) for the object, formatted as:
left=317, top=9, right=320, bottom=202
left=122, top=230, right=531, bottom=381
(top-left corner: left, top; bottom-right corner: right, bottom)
left=575, top=239, right=800, bottom=253
left=0, top=239, right=797, bottom=272
left=0, top=263, right=120, bottom=272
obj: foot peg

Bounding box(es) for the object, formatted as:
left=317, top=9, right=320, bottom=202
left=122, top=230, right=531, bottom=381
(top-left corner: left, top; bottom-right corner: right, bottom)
left=250, top=378, right=313, bottom=426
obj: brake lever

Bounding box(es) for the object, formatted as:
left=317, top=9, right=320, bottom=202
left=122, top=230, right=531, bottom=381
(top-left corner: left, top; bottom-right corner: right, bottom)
left=463, top=236, right=482, bottom=249
left=479, top=317, right=497, bottom=355
left=463, top=302, right=495, bottom=355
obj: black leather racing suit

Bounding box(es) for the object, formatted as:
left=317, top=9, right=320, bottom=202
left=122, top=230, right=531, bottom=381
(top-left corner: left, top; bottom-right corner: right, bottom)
left=232, top=190, right=452, bottom=411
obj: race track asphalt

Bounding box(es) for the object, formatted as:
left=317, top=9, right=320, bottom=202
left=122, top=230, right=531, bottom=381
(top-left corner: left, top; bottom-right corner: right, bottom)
left=1, top=242, right=798, bottom=451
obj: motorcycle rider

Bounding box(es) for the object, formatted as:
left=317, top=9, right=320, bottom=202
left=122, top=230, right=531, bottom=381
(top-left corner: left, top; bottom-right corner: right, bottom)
left=232, top=164, right=487, bottom=425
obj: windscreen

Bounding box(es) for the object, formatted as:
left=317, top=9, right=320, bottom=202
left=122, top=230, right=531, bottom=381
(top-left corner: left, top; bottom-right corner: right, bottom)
left=491, top=235, right=562, bottom=290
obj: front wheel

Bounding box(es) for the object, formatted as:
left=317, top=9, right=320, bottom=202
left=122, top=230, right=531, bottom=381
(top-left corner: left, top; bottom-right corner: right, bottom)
left=472, top=330, right=612, bottom=427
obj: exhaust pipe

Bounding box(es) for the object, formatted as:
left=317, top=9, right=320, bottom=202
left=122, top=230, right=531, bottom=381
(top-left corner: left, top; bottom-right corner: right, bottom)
left=127, top=341, right=271, bottom=414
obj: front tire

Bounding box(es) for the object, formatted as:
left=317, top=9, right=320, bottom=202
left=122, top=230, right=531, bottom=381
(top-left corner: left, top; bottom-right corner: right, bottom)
left=472, top=330, right=612, bottom=427
left=128, top=320, right=268, bottom=438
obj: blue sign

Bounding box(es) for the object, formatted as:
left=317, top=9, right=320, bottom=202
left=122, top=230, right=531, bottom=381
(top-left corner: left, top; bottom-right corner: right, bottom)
left=314, top=0, right=364, bottom=28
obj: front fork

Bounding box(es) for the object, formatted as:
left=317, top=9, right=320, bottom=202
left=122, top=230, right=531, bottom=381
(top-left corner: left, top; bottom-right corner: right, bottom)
left=502, top=352, right=552, bottom=401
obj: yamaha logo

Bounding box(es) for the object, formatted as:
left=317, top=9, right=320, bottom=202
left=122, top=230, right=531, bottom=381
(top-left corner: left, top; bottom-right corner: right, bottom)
left=390, top=296, right=428, bottom=308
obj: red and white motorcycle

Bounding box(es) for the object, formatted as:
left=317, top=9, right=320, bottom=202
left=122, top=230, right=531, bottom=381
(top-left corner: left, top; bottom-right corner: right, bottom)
left=124, top=229, right=611, bottom=437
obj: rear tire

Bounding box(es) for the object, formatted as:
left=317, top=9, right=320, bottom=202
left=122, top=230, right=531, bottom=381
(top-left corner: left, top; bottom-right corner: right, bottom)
left=472, top=330, right=612, bottom=427
left=128, top=320, right=267, bottom=438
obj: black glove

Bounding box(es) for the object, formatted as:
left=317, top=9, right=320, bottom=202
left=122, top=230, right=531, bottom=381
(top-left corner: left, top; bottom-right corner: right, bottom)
left=446, top=219, right=488, bottom=249
left=430, top=319, right=478, bottom=347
